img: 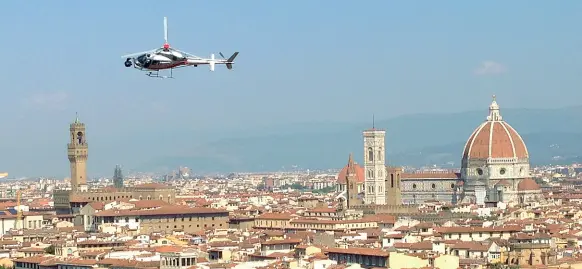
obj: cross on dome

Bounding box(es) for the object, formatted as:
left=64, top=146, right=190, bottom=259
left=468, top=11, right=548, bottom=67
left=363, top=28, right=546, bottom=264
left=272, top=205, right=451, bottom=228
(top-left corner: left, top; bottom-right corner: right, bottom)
left=487, top=95, right=502, bottom=121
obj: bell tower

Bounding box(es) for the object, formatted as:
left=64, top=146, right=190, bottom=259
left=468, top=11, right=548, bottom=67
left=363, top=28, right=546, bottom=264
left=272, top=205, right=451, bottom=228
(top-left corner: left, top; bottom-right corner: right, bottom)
left=385, top=167, right=403, bottom=205
left=363, top=127, right=386, bottom=205
left=68, top=114, right=88, bottom=192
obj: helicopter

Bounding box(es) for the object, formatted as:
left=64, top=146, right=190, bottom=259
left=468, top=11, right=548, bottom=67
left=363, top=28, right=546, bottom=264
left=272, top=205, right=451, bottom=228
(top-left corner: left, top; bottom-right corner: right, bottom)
left=121, top=17, right=239, bottom=78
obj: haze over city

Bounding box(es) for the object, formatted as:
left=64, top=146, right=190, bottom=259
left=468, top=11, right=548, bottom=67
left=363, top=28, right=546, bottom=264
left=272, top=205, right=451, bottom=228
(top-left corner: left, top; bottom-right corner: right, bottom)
left=1, top=1, right=581, bottom=177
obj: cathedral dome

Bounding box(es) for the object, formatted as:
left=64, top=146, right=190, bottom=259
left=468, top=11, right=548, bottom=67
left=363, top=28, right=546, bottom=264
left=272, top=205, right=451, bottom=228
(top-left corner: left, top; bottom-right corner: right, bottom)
left=337, top=163, right=365, bottom=184
left=462, top=96, right=529, bottom=160
left=518, top=178, right=540, bottom=191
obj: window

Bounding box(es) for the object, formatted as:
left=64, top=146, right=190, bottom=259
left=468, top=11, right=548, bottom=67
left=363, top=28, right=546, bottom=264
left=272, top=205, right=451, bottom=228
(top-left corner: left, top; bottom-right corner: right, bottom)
left=431, top=183, right=436, bottom=189
left=368, top=147, right=374, bottom=162
left=451, top=183, right=455, bottom=189
left=391, top=175, right=394, bottom=188
left=500, top=168, right=506, bottom=175
left=477, top=168, right=484, bottom=175
left=412, top=184, right=417, bottom=189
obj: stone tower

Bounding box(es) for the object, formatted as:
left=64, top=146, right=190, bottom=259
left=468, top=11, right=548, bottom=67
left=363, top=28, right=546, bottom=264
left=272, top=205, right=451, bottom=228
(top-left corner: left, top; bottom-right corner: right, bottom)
left=385, top=167, right=403, bottom=205
left=113, top=164, right=124, bottom=189
left=345, top=153, right=360, bottom=209
left=68, top=114, right=88, bottom=192
left=363, top=128, right=386, bottom=205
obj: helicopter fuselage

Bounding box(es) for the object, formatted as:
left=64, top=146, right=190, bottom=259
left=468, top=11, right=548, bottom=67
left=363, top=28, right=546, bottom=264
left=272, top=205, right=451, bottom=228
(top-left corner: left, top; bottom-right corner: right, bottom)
left=127, top=50, right=191, bottom=70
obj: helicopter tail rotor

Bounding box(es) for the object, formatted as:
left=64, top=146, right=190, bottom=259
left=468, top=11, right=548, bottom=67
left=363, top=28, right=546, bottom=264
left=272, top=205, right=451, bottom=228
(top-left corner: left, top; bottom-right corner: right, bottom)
left=220, top=52, right=239, bottom=70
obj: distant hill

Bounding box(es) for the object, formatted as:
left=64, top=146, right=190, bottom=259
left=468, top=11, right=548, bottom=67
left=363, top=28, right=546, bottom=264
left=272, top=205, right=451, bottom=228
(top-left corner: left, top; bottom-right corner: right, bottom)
left=138, top=106, right=582, bottom=173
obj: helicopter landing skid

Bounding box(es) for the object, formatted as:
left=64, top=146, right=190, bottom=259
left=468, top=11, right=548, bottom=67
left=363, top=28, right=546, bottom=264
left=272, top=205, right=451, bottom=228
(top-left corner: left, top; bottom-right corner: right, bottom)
left=146, top=69, right=174, bottom=79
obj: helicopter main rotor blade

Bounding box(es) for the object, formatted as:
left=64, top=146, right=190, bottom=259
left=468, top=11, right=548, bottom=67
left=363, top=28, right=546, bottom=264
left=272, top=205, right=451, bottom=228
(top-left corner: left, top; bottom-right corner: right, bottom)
left=121, top=49, right=157, bottom=59
left=164, top=17, right=168, bottom=44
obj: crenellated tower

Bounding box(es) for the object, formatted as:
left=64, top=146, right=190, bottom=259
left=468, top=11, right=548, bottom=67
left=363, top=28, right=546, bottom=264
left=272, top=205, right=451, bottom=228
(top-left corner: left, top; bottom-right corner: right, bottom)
left=68, top=114, right=88, bottom=192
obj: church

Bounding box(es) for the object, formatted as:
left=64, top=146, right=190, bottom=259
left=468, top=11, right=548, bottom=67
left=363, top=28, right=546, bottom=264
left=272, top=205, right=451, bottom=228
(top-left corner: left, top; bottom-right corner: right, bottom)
left=336, top=96, right=542, bottom=206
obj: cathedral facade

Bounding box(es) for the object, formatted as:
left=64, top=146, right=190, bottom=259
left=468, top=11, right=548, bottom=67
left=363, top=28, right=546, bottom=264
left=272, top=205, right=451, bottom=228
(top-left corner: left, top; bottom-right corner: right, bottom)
left=336, top=96, right=542, bottom=206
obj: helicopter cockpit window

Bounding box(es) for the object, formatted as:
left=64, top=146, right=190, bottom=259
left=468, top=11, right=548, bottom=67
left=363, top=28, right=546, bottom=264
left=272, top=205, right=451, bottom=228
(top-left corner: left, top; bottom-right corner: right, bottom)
left=137, top=54, right=147, bottom=64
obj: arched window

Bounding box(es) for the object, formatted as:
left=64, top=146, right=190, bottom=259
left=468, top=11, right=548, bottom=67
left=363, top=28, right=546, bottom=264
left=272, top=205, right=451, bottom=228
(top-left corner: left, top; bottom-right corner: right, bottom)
left=391, top=174, right=394, bottom=188
left=368, top=147, right=374, bottom=162
left=378, top=149, right=382, bottom=161
left=76, top=132, right=83, bottom=144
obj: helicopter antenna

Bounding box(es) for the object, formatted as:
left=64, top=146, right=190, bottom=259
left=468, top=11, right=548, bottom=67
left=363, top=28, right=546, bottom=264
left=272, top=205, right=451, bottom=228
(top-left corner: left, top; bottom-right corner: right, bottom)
left=163, top=17, right=170, bottom=49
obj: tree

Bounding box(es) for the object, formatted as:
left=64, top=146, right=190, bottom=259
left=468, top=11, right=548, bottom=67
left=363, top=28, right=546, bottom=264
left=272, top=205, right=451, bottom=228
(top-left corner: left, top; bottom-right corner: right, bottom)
left=44, top=245, right=55, bottom=255
left=288, top=183, right=307, bottom=190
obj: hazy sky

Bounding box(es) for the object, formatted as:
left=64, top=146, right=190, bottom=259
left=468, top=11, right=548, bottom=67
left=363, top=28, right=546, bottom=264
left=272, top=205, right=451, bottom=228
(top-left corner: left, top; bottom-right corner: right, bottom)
left=0, top=1, right=581, bottom=177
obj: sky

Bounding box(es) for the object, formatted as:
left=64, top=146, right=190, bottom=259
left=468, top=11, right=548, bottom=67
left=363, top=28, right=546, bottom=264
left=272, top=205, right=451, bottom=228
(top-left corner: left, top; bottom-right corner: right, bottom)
left=0, top=1, right=581, bottom=177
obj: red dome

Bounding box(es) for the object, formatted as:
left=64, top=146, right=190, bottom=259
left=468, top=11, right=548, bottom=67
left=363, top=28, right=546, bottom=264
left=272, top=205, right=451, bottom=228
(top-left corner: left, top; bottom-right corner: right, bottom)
left=337, top=163, right=365, bottom=184
left=462, top=96, right=528, bottom=160
left=518, top=178, right=540, bottom=191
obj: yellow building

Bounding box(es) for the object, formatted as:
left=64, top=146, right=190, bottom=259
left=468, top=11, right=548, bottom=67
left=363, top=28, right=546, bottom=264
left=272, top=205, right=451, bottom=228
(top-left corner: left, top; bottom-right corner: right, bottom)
left=94, top=206, right=229, bottom=234
left=389, top=252, right=459, bottom=269
left=253, top=213, right=293, bottom=229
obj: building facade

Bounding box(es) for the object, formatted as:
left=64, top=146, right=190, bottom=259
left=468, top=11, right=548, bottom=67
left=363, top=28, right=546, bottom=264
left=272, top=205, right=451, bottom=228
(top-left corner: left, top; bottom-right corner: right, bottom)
left=400, top=172, right=460, bottom=204
left=93, top=206, right=229, bottom=234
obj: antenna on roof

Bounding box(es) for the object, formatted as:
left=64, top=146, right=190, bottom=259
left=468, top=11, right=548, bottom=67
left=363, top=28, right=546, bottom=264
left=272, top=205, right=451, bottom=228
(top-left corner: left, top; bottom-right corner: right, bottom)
left=372, top=114, right=375, bottom=129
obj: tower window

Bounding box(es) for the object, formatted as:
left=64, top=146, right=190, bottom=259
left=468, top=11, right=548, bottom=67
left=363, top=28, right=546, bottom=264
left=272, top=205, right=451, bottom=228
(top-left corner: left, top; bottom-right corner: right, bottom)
left=368, top=147, right=374, bottom=162
left=76, top=132, right=83, bottom=144
left=391, top=174, right=394, bottom=188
